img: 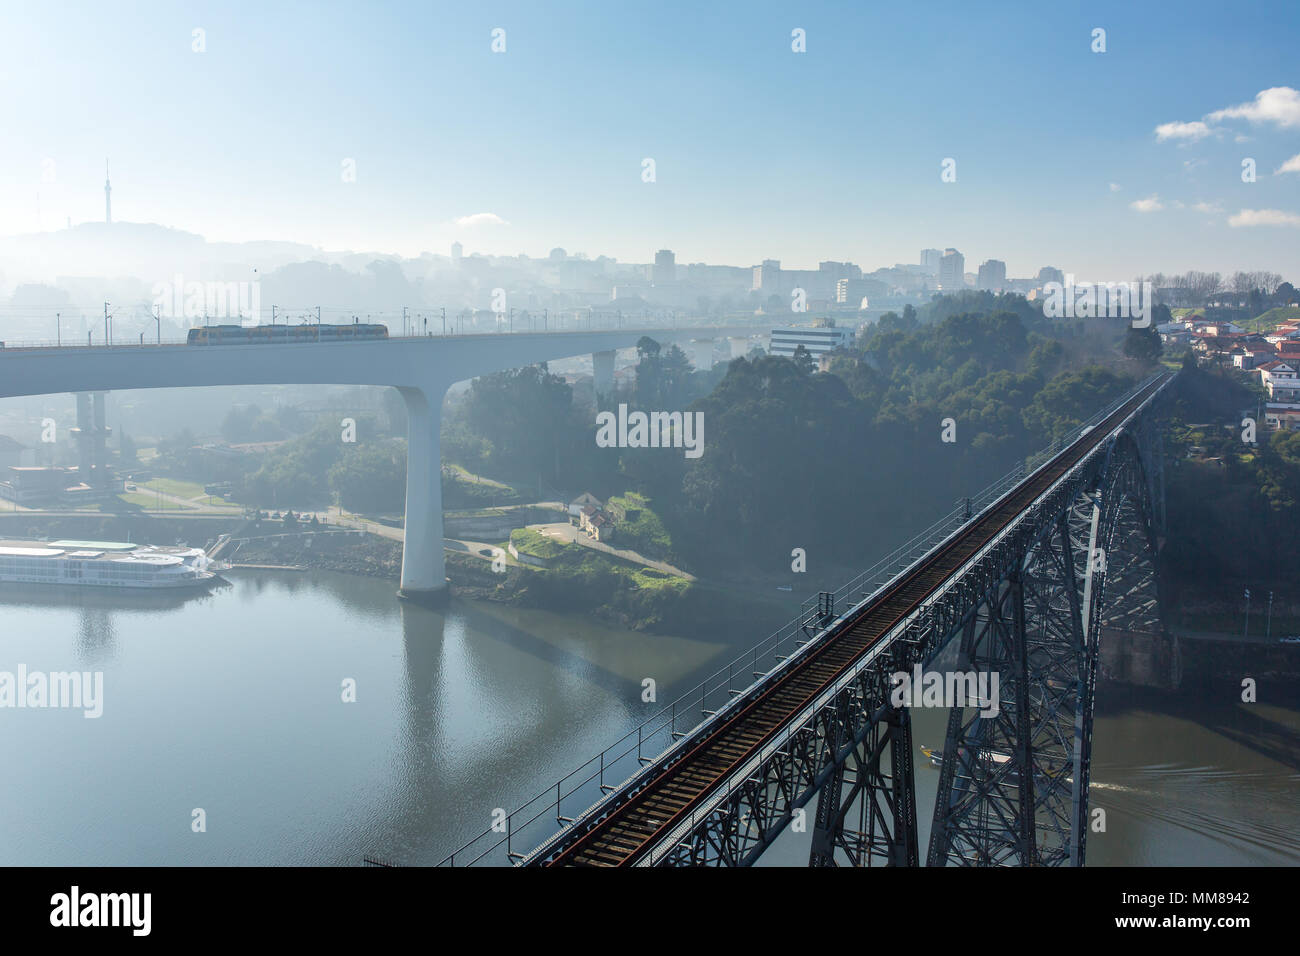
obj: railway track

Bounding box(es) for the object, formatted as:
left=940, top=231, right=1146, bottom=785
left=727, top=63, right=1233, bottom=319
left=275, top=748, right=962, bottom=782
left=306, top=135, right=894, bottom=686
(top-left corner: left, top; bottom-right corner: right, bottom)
left=543, top=374, right=1169, bottom=866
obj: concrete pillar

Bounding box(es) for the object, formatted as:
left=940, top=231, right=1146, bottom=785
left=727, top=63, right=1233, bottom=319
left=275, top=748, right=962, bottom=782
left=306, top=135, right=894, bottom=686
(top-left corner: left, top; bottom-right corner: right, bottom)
left=727, top=336, right=749, bottom=359
left=592, top=349, right=615, bottom=398
left=692, top=338, right=714, bottom=371
left=75, top=393, right=92, bottom=481
left=397, top=383, right=448, bottom=605
left=92, top=392, right=110, bottom=485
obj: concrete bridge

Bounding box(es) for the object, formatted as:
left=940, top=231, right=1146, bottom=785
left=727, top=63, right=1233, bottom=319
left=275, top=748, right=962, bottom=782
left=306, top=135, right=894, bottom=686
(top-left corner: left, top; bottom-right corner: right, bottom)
left=0, top=327, right=765, bottom=604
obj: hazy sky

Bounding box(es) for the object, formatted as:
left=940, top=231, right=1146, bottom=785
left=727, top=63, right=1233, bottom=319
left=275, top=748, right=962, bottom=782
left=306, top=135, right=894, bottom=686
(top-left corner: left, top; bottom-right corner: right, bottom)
left=2, top=0, right=1299, bottom=279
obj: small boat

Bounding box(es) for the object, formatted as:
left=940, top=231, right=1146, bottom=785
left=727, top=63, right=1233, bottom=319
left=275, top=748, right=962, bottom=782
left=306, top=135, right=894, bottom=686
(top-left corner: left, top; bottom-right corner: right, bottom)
left=921, top=745, right=1064, bottom=780
left=921, top=745, right=1013, bottom=768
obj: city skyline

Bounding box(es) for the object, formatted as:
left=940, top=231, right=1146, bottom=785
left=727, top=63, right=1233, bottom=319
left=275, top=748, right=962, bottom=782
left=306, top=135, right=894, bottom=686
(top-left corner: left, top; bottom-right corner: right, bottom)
left=1, top=1, right=1298, bottom=280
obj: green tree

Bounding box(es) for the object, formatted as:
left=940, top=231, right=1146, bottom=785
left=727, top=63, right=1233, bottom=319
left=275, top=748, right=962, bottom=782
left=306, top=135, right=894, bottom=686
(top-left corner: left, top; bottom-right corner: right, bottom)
left=791, top=344, right=816, bottom=375
left=1123, top=326, right=1163, bottom=366
left=328, top=442, right=407, bottom=512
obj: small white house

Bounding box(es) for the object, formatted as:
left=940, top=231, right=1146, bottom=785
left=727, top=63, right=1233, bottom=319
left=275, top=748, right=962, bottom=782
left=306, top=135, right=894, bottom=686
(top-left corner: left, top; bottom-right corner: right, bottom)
left=569, top=492, right=603, bottom=518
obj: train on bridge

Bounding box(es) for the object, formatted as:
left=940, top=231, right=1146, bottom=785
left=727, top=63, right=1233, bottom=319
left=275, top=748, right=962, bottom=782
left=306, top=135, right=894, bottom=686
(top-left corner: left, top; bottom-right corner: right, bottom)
left=186, top=323, right=389, bottom=345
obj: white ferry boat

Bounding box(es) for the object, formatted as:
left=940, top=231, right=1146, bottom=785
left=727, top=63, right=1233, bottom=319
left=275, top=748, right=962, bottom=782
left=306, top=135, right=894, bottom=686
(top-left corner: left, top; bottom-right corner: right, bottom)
left=0, top=538, right=219, bottom=590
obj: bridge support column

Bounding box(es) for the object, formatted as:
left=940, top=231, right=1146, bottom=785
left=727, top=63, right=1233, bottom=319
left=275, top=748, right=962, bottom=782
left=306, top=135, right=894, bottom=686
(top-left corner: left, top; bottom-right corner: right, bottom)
left=809, top=704, right=918, bottom=867
left=397, top=383, right=449, bottom=606
left=592, top=349, right=615, bottom=401
left=727, top=336, right=749, bottom=359
left=692, top=339, right=714, bottom=371
left=71, top=391, right=111, bottom=487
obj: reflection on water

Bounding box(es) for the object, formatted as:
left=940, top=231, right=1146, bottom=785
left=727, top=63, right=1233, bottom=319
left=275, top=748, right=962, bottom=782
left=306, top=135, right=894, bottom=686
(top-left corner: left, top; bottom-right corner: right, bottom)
left=0, top=569, right=1295, bottom=866
left=0, top=570, right=731, bottom=865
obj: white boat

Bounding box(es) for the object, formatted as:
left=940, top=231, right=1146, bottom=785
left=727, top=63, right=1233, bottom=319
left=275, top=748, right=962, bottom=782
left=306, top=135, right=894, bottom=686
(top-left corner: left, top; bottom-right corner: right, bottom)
left=0, top=538, right=220, bottom=590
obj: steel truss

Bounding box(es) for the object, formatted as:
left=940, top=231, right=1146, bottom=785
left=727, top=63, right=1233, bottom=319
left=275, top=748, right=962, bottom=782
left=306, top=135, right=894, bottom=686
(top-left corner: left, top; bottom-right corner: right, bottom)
left=649, top=416, right=1166, bottom=868
left=927, top=430, right=1168, bottom=866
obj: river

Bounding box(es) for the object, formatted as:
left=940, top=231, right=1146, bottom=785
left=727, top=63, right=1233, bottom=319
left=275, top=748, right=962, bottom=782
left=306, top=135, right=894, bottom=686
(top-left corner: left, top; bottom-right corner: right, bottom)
left=1, top=569, right=1296, bottom=866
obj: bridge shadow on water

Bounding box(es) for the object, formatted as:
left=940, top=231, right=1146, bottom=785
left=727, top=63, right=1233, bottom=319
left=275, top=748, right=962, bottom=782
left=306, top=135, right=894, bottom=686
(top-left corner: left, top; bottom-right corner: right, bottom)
left=1096, top=678, right=1300, bottom=773
left=376, top=595, right=683, bottom=864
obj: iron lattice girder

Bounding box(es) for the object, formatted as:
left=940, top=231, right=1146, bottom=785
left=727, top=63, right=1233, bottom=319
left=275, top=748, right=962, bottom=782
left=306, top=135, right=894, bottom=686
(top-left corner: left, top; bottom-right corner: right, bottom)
left=926, top=511, right=1089, bottom=867
left=927, top=430, right=1165, bottom=867
left=809, top=705, right=919, bottom=867
left=633, top=421, right=1164, bottom=867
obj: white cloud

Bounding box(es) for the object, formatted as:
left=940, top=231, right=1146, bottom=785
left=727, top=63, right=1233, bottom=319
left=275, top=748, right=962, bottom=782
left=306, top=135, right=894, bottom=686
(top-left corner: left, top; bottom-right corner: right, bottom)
left=1109, top=182, right=1122, bottom=192
left=1276, top=153, right=1300, bottom=175
left=454, top=212, right=509, bottom=227
left=1228, top=208, right=1300, bottom=227
left=1130, top=196, right=1164, bottom=213
left=1207, top=87, right=1300, bottom=130
left=1192, top=201, right=1222, bottom=213
left=1155, top=120, right=1212, bottom=142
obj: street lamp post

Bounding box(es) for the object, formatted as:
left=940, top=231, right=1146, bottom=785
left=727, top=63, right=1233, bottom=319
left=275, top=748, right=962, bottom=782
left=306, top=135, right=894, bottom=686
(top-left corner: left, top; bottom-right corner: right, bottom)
left=1244, top=588, right=1251, bottom=641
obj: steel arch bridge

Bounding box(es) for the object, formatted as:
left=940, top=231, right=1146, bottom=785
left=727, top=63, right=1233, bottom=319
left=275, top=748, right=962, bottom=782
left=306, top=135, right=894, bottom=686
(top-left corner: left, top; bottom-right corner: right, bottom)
left=436, top=372, right=1176, bottom=868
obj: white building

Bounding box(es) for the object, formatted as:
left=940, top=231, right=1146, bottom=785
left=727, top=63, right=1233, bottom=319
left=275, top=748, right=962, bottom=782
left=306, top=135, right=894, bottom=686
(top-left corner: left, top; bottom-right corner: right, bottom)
left=939, top=249, right=965, bottom=291
left=977, top=259, right=1007, bottom=291
left=769, top=326, right=854, bottom=359
left=1259, top=361, right=1300, bottom=401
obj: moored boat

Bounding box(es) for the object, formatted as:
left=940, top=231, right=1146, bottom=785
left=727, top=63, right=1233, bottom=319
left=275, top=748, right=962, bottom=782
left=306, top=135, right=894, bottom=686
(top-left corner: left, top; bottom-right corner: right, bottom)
left=0, top=538, right=220, bottom=590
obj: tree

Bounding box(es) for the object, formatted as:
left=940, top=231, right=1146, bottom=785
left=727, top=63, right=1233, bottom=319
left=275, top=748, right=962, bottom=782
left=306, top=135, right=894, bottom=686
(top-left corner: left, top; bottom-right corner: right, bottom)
left=328, top=442, right=406, bottom=512
left=118, top=432, right=137, bottom=466
left=791, top=344, right=816, bottom=375
left=221, top=404, right=286, bottom=443
left=1123, top=326, right=1163, bottom=366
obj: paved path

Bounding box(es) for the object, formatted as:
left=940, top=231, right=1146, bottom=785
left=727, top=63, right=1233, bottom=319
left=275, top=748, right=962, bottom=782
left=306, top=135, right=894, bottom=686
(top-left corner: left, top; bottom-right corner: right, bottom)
left=531, top=521, right=695, bottom=579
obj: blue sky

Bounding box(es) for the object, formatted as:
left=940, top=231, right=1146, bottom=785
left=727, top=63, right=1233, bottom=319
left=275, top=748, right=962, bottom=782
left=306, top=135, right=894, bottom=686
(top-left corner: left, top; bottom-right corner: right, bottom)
left=2, top=0, right=1299, bottom=278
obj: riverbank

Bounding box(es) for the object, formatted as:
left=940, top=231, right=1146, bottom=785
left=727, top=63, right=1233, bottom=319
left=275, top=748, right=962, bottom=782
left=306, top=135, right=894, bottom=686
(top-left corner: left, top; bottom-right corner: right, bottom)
left=224, top=531, right=403, bottom=579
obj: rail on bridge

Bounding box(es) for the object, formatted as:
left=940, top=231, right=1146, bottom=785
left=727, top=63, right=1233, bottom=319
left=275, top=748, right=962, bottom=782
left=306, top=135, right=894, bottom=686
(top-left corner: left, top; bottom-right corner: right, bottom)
left=432, top=372, right=1176, bottom=867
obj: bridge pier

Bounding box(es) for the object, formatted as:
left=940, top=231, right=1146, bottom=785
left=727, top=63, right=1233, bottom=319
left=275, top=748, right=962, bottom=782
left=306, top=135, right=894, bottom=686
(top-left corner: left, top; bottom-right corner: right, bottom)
left=592, top=349, right=615, bottom=401
left=727, top=336, right=749, bottom=359
left=692, top=338, right=714, bottom=371
left=397, top=383, right=449, bottom=606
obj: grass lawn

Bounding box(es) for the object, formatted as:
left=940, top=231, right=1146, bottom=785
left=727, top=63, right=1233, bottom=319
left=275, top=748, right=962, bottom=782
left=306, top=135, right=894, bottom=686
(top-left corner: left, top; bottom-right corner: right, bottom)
left=631, top=567, right=689, bottom=592
left=140, top=477, right=207, bottom=498
left=118, top=492, right=195, bottom=510
left=510, top=527, right=570, bottom=560
left=1241, top=306, right=1300, bottom=332
left=445, top=463, right=514, bottom=490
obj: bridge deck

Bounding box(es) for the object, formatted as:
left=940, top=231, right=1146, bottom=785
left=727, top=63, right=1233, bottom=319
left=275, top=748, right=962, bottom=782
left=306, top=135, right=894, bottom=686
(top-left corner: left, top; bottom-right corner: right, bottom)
left=539, top=374, right=1170, bottom=866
